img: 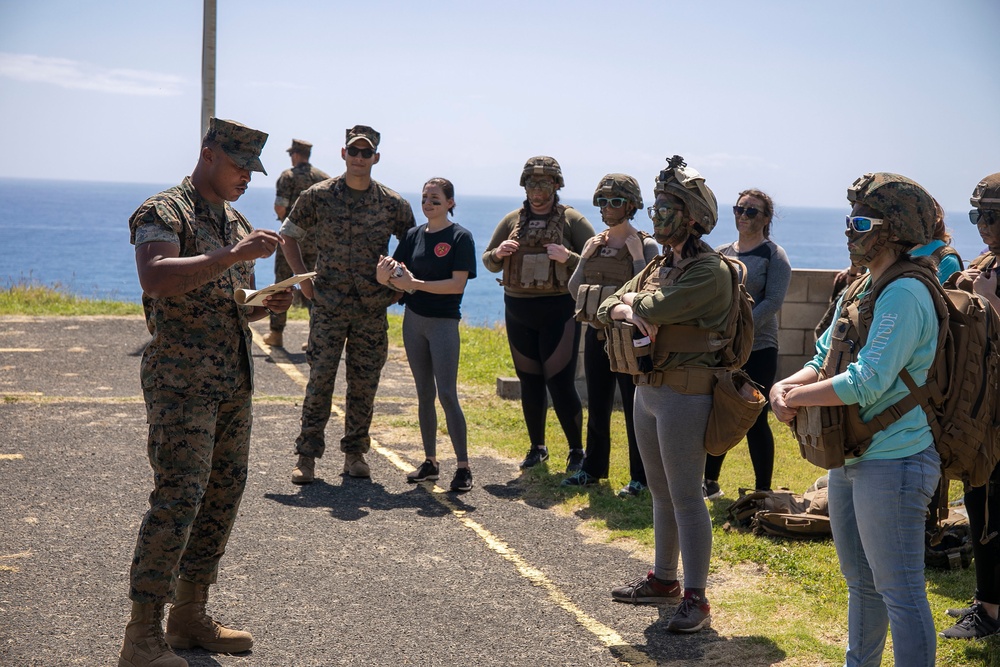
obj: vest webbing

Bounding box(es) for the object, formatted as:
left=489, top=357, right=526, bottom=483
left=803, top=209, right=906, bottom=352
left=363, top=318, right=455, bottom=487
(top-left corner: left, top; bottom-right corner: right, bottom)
left=500, top=205, right=570, bottom=290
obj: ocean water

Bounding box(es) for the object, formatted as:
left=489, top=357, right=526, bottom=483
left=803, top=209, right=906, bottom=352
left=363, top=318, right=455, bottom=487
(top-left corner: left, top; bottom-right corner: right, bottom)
left=0, top=177, right=986, bottom=327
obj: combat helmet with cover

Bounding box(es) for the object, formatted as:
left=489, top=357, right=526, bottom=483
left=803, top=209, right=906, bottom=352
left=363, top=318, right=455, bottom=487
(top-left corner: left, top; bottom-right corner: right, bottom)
left=847, top=172, right=936, bottom=247
left=593, top=173, right=643, bottom=210
left=653, top=155, right=718, bottom=236
left=971, top=172, right=1000, bottom=214
left=519, top=156, right=564, bottom=188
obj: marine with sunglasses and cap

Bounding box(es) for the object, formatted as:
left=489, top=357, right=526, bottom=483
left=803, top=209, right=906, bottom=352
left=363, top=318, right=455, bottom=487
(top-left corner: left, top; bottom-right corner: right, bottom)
left=280, top=125, right=415, bottom=484
left=939, top=172, right=1000, bottom=641
left=562, top=173, right=657, bottom=497
left=482, top=156, right=595, bottom=472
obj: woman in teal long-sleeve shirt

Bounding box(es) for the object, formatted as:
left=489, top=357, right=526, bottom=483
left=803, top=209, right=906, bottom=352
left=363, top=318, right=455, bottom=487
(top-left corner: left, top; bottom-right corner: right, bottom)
left=771, top=172, right=942, bottom=667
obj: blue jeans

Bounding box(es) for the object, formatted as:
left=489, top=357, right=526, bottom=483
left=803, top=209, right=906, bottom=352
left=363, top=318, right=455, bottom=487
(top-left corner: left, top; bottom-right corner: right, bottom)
left=828, top=445, right=940, bottom=667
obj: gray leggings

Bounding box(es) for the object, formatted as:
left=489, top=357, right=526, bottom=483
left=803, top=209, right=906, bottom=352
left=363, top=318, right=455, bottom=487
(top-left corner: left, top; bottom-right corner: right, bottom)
left=402, top=309, right=468, bottom=462
left=633, top=384, right=713, bottom=589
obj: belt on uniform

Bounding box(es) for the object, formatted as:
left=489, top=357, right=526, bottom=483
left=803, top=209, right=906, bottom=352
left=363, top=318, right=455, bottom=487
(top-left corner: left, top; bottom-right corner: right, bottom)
left=634, top=366, right=716, bottom=394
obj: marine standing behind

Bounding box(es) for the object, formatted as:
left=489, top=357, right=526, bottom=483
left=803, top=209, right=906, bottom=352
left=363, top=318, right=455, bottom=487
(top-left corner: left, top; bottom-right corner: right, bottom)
left=120, top=118, right=293, bottom=667
left=264, top=139, right=330, bottom=348
left=281, top=125, right=415, bottom=483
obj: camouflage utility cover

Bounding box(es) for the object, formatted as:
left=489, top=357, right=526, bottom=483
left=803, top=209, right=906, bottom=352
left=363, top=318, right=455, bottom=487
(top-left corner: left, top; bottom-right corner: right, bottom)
left=520, top=156, right=565, bottom=188
left=129, top=176, right=256, bottom=398
left=593, top=173, right=643, bottom=209
left=287, top=139, right=313, bottom=154
left=971, top=172, right=1000, bottom=210
left=280, top=175, right=415, bottom=309
left=653, top=157, right=718, bottom=235
left=205, top=117, right=268, bottom=175
left=848, top=172, right=935, bottom=246
left=346, top=125, right=380, bottom=149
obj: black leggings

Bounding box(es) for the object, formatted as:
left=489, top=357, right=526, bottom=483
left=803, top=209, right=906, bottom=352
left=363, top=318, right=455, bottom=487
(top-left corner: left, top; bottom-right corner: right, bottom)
left=504, top=293, right=582, bottom=452
left=581, top=326, right=644, bottom=482
left=704, top=347, right=778, bottom=490
left=966, top=463, right=1000, bottom=604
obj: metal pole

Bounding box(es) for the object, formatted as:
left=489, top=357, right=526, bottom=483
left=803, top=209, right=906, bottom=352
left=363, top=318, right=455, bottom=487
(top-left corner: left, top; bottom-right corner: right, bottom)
left=200, top=0, right=217, bottom=139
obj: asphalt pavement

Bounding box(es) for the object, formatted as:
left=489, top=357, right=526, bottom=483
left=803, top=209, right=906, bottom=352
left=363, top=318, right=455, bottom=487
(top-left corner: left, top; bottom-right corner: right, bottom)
left=0, top=315, right=785, bottom=667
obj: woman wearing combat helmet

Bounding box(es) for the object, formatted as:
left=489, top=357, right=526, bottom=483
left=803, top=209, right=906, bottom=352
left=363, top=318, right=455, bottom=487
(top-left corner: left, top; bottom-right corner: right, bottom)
left=598, top=156, right=729, bottom=633
left=483, top=157, right=595, bottom=472
left=562, top=173, right=658, bottom=497
left=940, top=171, right=1000, bottom=640
left=771, top=172, right=942, bottom=666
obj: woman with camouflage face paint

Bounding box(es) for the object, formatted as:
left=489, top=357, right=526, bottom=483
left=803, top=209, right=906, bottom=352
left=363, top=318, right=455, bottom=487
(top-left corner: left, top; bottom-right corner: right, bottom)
left=771, top=173, right=942, bottom=666
left=940, top=171, right=1000, bottom=641
left=597, top=157, right=728, bottom=634
left=482, top=157, right=595, bottom=472
left=563, top=173, right=658, bottom=497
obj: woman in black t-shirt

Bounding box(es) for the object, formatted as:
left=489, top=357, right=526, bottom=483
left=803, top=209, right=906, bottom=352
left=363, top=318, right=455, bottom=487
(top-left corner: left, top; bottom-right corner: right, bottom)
left=376, top=178, right=478, bottom=491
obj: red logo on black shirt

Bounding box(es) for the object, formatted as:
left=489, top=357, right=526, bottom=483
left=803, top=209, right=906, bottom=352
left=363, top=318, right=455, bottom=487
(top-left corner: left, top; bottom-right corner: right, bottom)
left=434, top=243, right=451, bottom=257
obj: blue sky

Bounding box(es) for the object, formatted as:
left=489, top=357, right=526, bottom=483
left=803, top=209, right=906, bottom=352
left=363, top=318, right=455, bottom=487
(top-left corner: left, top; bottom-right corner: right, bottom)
left=1, top=0, right=998, bottom=209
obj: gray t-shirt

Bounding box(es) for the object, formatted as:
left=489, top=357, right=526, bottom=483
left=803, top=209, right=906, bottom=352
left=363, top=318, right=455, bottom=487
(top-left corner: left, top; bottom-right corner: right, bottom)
left=716, top=239, right=791, bottom=351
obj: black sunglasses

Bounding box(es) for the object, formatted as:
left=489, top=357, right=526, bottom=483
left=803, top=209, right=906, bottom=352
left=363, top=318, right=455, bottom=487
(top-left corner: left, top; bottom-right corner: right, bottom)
left=733, top=205, right=761, bottom=220
left=346, top=146, right=375, bottom=159
left=970, top=209, right=997, bottom=226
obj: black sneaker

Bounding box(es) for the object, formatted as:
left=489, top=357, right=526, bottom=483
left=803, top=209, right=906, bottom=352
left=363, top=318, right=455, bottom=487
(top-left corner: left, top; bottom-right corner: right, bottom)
left=941, top=603, right=1000, bottom=639
left=611, top=571, right=682, bottom=605
left=519, top=448, right=549, bottom=469
left=702, top=479, right=723, bottom=501
left=946, top=604, right=976, bottom=618
left=617, top=480, right=648, bottom=498
left=667, top=591, right=712, bottom=633
left=561, top=470, right=599, bottom=487
left=450, top=467, right=473, bottom=492
left=407, top=459, right=439, bottom=482
left=566, top=448, right=585, bottom=472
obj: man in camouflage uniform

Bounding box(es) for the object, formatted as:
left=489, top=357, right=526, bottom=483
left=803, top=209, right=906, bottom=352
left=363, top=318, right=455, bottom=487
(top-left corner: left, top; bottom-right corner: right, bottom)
left=120, top=118, right=293, bottom=667
left=264, top=139, right=331, bottom=348
left=280, top=125, right=415, bottom=482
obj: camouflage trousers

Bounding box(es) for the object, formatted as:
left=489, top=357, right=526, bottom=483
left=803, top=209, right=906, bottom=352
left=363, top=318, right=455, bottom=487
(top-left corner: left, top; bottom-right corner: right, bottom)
left=295, top=296, right=388, bottom=457
left=129, top=382, right=252, bottom=604
left=269, top=248, right=317, bottom=332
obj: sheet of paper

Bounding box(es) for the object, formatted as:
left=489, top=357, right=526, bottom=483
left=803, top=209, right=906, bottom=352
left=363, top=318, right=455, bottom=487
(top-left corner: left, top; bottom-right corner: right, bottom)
left=234, top=272, right=317, bottom=306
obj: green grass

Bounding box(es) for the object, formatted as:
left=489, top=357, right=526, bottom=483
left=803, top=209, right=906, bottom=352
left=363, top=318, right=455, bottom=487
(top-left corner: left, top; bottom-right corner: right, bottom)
left=5, top=285, right=998, bottom=666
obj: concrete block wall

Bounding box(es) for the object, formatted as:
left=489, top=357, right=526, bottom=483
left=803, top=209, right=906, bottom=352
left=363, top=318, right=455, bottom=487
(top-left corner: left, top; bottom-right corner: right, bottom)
left=777, top=269, right=839, bottom=380
left=496, top=268, right=840, bottom=400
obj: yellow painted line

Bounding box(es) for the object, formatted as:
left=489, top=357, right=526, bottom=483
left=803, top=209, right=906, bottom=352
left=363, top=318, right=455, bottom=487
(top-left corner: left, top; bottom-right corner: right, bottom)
left=251, top=329, right=309, bottom=390
left=263, top=332, right=650, bottom=665
left=0, top=348, right=45, bottom=352
left=0, top=453, right=24, bottom=460
left=0, top=550, right=32, bottom=573
left=370, top=442, right=653, bottom=666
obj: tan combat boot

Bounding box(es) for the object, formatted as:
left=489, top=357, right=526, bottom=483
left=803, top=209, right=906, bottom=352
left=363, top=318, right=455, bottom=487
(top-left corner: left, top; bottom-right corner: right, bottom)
left=344, top=452, right=371, bottom=478
left=262, top=330, right=283, bottom=348
left=165, top=580, right=253, bottom=654
left=291, top=455, right=315, bottom=484
left=119, top=601, right=188, bottom=667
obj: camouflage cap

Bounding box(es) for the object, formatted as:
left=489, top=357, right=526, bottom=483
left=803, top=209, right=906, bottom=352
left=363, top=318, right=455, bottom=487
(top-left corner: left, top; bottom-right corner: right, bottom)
left=519, top=156, right=565, bottom=188
left=847, top=172, right=935, bottom=245
left=971, top=172, right=1000, bottom=210
left=346, top=125, right=380, bottom=149
left=653, top=156, right=718, bottom=235
left=593, top=173, right=643, bottom=209
left=205, top=117, right=268, bottom=175
left=287, top=139, right=313, bottom=154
